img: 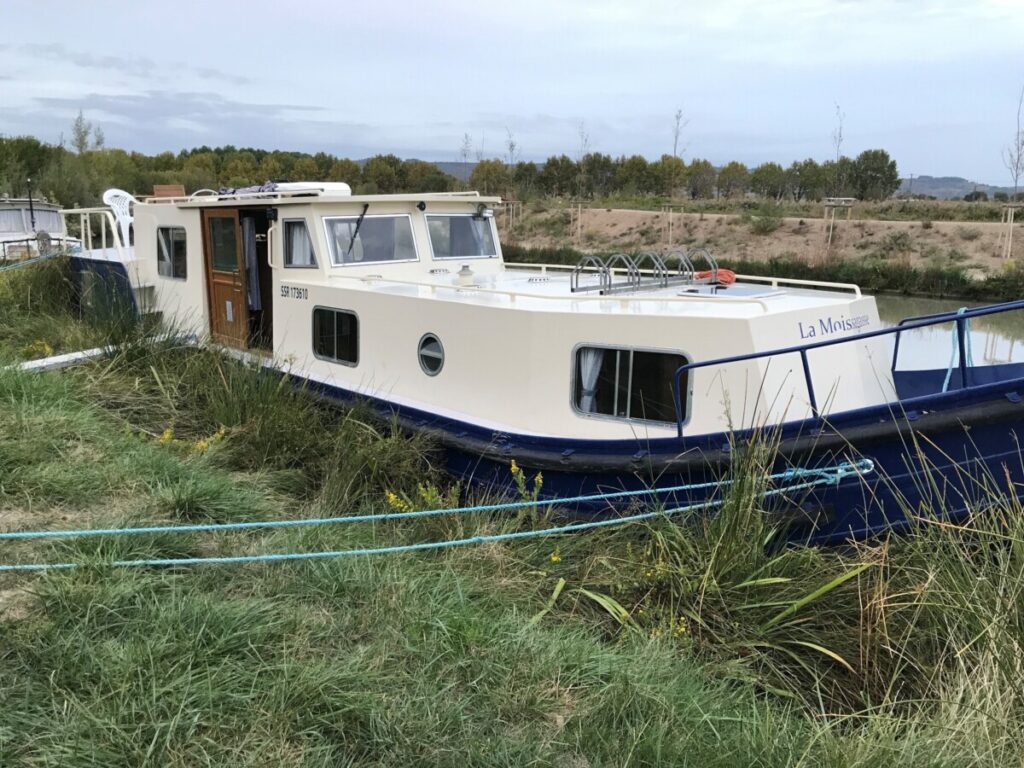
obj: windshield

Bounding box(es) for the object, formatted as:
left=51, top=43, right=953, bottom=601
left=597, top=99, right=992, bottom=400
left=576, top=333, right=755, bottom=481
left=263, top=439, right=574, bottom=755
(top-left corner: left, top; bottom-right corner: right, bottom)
left=34, top=210, right=63, bottom=234
left=0, top=209, right=25, bottom=233
left=325, top=215, right=417, bottom=265
left=426, top=214, right=497, bottom=259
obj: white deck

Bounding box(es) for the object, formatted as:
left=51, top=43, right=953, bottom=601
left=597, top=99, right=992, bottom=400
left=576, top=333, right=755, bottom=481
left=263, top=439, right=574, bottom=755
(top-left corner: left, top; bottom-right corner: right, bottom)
left=309, top=267, right=860, bottom=319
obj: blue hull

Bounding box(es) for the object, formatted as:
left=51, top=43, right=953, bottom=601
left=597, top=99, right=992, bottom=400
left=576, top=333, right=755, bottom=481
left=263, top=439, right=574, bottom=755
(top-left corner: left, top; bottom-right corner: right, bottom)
left=306, top=370, right=1024, bottom=546
left=66, top=257, right=138, bottom=315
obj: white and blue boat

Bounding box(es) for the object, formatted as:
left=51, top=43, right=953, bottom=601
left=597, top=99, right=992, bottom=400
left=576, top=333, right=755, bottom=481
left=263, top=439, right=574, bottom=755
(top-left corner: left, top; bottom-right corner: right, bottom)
left=61, top=184, right=1024, bottom=543
left=1, top=195, right=78, bottom=267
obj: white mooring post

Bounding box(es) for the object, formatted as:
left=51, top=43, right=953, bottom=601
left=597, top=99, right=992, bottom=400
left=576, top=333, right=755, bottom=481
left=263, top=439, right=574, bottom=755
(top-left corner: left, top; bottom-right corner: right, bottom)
left=998, top=203, right=1022, bottom=260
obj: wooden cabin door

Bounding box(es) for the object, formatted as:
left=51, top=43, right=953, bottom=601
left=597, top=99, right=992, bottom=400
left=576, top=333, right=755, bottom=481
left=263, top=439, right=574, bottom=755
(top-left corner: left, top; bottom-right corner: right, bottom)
left=202, top=209, right=248, bottom=347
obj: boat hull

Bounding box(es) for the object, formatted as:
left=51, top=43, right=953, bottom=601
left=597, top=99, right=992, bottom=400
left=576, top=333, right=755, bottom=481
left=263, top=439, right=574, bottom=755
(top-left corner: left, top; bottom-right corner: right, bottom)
left=306, top=370, right=1024, bottom=545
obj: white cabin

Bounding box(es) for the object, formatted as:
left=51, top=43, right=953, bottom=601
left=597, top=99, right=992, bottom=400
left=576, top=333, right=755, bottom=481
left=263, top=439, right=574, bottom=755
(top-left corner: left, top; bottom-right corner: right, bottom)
left=69, top=185, right=896, bottom=441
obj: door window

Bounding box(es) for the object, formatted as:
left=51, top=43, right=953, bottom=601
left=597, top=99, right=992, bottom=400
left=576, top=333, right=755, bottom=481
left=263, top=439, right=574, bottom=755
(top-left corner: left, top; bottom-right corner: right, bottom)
left=209, top=217, right=238, bottom=272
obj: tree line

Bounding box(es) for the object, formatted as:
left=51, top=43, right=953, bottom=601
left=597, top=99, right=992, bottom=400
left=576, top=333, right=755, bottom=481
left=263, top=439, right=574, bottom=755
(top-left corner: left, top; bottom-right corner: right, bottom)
left=0, top=117, right=901, bottom=208
left=470, top=149, right=899, bottom=202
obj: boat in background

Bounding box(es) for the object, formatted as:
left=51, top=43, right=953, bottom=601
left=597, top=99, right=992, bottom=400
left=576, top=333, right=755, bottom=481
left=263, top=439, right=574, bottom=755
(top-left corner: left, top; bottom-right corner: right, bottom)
left=0, top=195, right=78, bottom=267
left=56, top=184, right=1024, bottom=544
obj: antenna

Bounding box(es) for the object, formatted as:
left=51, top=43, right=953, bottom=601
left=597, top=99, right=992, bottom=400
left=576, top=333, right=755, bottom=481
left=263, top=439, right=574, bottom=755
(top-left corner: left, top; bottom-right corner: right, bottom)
left=26, top=177, right=36, bottom=230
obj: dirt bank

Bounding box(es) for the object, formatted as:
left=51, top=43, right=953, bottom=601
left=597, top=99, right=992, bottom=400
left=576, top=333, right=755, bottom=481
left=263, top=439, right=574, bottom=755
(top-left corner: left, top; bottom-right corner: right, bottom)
left=505, top=205, right=1020, bottom=274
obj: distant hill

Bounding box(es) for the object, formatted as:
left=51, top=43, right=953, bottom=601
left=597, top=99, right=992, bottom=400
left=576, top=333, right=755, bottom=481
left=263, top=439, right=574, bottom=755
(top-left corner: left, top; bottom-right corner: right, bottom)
left=433, top=161, right=476, bottom=182
left=899, top=175, right=1017, bottom=200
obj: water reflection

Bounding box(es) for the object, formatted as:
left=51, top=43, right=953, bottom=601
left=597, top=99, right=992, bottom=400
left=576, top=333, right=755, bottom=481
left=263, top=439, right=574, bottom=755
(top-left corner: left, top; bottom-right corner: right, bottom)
left=875, top=295, right=1024, bottom=370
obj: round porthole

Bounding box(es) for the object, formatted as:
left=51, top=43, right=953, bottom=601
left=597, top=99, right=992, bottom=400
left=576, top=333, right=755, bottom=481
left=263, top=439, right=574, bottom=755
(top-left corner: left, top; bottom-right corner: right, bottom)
left=418, top=333, right=444, bottom=376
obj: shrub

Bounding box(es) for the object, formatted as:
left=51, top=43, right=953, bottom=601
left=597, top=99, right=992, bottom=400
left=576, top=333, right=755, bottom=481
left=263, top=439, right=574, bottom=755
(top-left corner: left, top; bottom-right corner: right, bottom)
left=956, top=225, right=982, bottom=241
left=748, top=206, right=782, bottom=235
left=877, top=231, right=914, bottom=257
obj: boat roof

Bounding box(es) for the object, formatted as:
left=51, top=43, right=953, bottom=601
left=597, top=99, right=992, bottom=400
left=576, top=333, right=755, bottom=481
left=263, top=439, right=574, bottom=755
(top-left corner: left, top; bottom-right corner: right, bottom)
left=153, top=187, right=500, bottom=209
left=1, top=198, right=61, bottom=210
left=286, top=265, right=867, bottom=320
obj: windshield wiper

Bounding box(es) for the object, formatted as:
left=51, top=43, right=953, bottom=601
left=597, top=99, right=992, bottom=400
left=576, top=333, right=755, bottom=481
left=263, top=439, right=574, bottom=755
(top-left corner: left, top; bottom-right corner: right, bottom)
left=344, top=203, right=370, bottom=261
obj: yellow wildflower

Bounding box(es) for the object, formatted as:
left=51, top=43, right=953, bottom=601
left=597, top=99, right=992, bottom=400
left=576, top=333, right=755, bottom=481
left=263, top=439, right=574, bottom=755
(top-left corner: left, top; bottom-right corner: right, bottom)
left=159, top=427, right=174, bottom=445
left=549, top=547, right=561, bottom=563
left=385, top=491, right=412, bottom=512
left=22, top=340, right=54, bottom=359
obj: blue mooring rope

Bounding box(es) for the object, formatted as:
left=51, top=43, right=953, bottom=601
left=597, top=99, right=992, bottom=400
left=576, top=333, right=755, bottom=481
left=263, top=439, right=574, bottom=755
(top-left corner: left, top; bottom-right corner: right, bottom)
left=941, top=307, right=974, bottom=393
left=0, top=459, right=873, bottom=572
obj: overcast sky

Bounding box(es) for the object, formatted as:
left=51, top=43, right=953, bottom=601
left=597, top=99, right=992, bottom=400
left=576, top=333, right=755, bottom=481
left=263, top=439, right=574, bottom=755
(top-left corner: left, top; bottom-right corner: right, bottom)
left=1, top=0, right=1022, bottom=183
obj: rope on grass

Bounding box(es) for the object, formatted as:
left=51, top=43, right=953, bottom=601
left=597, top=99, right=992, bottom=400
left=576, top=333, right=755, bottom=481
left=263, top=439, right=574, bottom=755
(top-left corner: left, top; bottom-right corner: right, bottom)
left=0, top=459, right=873, bottom=572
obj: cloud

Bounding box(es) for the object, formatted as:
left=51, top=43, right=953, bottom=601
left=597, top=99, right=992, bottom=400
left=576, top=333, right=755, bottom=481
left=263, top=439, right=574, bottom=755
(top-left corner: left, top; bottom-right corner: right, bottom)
left=194, top=67, right=249, bottom=87
left=21, top=43, right=158, bottom=76
left=14, top=42, right=252, bottom=86
left=7, top=90, right=380, bottom=155
left=33, top=90, right=325, bottom=126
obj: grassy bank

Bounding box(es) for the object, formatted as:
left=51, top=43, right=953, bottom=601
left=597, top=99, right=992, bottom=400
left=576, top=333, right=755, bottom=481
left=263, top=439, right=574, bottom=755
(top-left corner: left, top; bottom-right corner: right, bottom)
left=503, top=243, right=1024, bottom=302
left=4, top=261, right=1024, bottom=764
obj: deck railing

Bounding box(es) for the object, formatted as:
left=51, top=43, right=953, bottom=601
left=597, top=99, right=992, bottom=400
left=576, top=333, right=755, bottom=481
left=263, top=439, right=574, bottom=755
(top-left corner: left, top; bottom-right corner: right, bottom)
left=0, top=235, right=77, bottom=265
left=671, top=298, right=1024, bottom=438
left=506, top=262, right=861, bottom=297
left=60, top=207, right=127, bottom=260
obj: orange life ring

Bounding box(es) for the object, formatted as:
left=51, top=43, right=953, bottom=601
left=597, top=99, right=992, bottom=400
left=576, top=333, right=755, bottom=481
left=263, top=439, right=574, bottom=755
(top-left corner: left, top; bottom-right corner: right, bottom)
left=696, top=269, right=736, bottom=285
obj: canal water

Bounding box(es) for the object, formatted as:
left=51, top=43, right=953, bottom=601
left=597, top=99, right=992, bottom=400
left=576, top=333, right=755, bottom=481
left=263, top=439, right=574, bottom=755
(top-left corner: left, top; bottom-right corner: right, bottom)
left=875, top=295, right=1024, bottom=370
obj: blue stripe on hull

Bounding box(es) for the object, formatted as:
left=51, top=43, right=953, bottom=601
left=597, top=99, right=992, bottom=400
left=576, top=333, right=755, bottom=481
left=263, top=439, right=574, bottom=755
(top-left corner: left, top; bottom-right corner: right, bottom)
left=304, top=375, right=1024, bottom=545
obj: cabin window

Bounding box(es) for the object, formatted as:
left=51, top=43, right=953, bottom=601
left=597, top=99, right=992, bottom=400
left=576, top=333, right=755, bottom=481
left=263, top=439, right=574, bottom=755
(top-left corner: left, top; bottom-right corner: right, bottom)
left=284, top=219, right=317, bottom=267
left=312, top=307, right=358, bottom=365
left=34, top=210, right=63, bottom=234
left=426, top=214, right=497, bottom=259
left=324, top=214, right=417, bottom=265
left=0, top=210, right=25, bottom=232
left=418, top=333, right=444, bottom=376
left=574, top=346, right=687, bottom=424
left=156, top=226, right=187, bottom=279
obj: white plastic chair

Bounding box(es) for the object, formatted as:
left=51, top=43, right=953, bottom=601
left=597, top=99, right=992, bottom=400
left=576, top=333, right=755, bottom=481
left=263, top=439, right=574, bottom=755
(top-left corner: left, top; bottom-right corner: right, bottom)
left=102, top=188, right=138, bottom=248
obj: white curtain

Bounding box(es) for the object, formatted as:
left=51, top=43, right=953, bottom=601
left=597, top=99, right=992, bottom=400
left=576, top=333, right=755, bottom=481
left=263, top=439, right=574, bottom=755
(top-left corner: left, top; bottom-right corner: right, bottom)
left=156, top=229, right=171, bottom=276
left=289, top=222, right=315, bottom=266
left=579, top=348, right=605, bottom=413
